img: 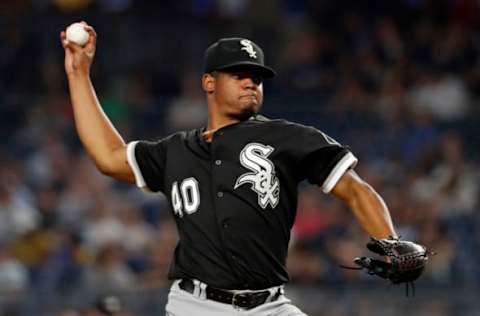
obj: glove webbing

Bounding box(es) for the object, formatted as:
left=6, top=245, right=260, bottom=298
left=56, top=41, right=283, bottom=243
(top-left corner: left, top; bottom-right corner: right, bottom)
left=339, top=263, right=417, bottom=297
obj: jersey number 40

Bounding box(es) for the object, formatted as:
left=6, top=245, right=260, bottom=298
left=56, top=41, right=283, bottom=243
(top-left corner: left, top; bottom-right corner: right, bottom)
left=171, top=177, right=200, bottom=217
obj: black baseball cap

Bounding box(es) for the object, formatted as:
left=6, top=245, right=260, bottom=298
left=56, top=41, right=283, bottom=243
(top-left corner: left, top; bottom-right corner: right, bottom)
left=203, top=38, right=276, bottom=78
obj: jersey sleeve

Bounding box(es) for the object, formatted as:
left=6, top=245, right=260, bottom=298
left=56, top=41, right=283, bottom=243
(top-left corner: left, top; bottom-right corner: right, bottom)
left=126, top=139, right=168, bottom=192
left=293, top=124, right=358, bottom=193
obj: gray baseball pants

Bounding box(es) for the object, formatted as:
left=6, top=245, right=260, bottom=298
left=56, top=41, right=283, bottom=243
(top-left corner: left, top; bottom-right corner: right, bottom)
left=165, top=280, right=307, bottom=316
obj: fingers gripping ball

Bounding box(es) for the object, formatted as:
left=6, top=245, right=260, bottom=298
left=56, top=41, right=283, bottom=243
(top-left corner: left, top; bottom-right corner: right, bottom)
left=66, top=23, right=90, bottom=46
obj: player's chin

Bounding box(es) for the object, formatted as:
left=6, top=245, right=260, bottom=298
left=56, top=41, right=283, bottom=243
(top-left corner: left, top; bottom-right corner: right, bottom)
left=231, top=102, right=260, bottom=120
left=242, top=97, right=262, bottom=110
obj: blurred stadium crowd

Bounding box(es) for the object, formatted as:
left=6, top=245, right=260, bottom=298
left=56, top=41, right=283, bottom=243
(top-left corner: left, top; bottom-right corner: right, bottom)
left=1, top=0, right=480, bottom=315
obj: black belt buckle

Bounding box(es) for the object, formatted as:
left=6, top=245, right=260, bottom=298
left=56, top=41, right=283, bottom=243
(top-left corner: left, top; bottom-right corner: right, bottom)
left=231, top=291, right=270, bottom=310
left=180, top=279, right=279, bottom=310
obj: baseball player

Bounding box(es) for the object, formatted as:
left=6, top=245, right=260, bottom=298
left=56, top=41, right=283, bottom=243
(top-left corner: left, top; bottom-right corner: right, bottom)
left=61, top=23, right=399, bottom=315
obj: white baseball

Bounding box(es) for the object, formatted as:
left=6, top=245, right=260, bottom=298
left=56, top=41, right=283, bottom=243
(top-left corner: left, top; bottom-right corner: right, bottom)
left=66, top=23, right=90, bottom=46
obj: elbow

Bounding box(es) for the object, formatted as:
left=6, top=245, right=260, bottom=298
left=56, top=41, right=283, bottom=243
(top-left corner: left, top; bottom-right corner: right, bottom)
left=345, top=176, right=376, bottom=208
left=94, top=158, right=119, bottom=177
left=96, top=162, right=114, bottom=176
left=90, top=146, right=128, bottom=178
left=354, top=178, right=375, bottom=196
left=333, top=170, right=368, bottom=203
left=333, top=170, right=380, bottom=206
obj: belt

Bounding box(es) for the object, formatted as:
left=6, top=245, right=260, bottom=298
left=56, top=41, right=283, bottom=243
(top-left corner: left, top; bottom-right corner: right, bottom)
left=178, top=279, right=282, bottom=310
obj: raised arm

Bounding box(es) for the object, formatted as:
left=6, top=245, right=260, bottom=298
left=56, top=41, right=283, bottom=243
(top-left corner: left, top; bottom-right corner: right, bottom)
left=331, top=170, right=397, bottom=239
left=60, top=22, right=134, bottom=183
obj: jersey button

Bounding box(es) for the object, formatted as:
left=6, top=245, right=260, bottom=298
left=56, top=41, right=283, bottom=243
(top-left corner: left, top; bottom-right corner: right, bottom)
left=222, top=220, right=229, bottom=228
left=215, top=160, right=222, bottom=166
left=217, top=191, right=224, bottom=198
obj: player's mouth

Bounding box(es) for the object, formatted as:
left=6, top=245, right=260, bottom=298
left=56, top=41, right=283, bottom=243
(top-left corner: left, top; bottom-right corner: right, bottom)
left=239, top=93, right=257, bottom=100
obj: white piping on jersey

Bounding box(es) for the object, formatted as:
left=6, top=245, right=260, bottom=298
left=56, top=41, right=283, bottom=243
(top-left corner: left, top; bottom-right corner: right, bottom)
left=321, top=152, right=358, bottom=193
left=126, top=141, right=148, bottom=189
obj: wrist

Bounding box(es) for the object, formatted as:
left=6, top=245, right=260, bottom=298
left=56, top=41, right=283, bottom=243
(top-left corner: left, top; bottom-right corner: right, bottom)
left=67, top=70, right=91, bottom=80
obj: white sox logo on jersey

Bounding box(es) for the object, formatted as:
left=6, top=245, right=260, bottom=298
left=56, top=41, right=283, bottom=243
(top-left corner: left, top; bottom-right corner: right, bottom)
left=234, top=143, right=280, bottom=209
left=240, top=39, right=257, bottom=59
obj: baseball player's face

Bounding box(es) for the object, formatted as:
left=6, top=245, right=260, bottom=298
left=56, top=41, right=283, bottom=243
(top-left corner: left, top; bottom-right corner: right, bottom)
left=207, top=70, right=264, bottom=120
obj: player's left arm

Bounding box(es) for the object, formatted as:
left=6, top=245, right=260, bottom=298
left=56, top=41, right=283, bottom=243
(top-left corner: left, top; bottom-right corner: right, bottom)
left=331, top=170, right=397, bottom=239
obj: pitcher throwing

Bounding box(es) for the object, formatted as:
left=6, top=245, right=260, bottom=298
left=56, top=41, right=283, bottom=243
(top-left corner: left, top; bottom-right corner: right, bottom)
left=61, top=22, right=426, bottom=315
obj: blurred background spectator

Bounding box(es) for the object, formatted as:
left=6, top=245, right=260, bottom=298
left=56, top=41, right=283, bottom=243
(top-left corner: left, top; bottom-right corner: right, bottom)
left=1, top=0, right=480, bottom=315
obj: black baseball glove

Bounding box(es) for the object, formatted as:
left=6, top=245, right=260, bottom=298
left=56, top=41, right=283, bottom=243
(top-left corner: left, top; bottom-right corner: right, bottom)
left=342, top=237, right=430, bottom=295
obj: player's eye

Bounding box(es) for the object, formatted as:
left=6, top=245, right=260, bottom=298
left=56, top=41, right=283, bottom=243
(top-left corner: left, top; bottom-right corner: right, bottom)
left=252, top=76, right=262, bottom=85
left=234, top=73, right=262, bottom=85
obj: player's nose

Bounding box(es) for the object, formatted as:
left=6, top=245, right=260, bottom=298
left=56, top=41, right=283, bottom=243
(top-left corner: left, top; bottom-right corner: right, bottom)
left=242, top=77, right=258, bottom=90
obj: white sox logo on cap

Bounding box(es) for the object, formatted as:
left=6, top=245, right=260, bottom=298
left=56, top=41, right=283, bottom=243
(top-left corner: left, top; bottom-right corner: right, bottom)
left=203, top=37, right=276, bottom=77
left=240, top=39, right=257, bottom=59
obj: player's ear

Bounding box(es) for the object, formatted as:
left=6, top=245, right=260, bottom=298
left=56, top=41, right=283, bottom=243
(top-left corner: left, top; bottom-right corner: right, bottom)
left=202, top=73, right=215, bottom=93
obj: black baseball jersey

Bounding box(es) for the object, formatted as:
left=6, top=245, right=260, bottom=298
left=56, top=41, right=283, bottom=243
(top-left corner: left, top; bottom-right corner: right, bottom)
left=127, top=115, right=357, bottom=290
